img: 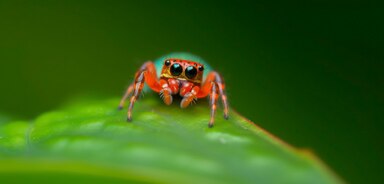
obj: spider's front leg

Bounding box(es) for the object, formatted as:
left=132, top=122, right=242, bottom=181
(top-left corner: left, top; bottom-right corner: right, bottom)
left=197, top=71, right=229, bottom=127
left=119, top=62, right=162, bottom=121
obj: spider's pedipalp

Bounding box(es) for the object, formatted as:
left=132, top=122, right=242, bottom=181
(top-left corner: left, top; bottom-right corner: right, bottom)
left=159, top=88, right=173, bottom=105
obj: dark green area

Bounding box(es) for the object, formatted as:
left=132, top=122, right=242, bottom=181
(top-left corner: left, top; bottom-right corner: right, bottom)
left=0, top=97, right=342, bottom=184
left=0, top=1, right=382, bottom=183
left=0, top=173, right=148, bottom=184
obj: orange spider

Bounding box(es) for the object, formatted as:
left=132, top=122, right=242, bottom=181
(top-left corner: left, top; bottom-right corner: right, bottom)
left=118, top=53, right=229, bottom=127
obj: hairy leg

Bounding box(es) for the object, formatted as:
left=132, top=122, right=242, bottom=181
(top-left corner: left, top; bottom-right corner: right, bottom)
left=197, top=71, right=229, bottom=120
left=119, top=62, right=162, bottom=121
left=208, top=82, right=219, bottom=127
left=118, top=84, right=134, bottom=110
left=127, top=71, right=145, bottom=121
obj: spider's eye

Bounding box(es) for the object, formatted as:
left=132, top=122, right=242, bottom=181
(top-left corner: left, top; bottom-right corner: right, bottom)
left=185, top=66, right=197, bottom=79
left=164, top=60, right=171, bottom=66
left=198, top=65, right=204, bottom=71
left=170, top=63, right=182, bottom=76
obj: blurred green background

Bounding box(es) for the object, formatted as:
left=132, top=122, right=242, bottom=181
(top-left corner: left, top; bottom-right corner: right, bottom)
left=0, top=0, right=382, bottom=183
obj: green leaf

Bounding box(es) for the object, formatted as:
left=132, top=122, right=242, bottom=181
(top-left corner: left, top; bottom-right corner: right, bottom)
left=0, top=95, right=343, bottom=184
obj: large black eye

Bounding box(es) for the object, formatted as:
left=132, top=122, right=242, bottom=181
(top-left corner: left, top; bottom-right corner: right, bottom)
left=185, top=66, right=197, bottom=79
left=170, top=63, right=182, bottom=76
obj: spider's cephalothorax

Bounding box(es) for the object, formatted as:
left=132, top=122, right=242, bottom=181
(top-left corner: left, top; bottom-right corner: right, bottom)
left=118, top=53, right=229, bottom=127
left=161, top=59, right=204, bottom=86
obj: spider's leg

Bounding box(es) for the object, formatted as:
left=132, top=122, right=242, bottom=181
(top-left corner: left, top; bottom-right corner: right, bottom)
left=127, top=71, right=145, bottom=121
left=118, top=84, right=134, bottom=110
left=213, top=73, right=229, bottom=119
left=120, top=62, right=161, bottom=122
left=208, top=82, right=219, bottom=128
left=197, top=71, right=229, bottom=121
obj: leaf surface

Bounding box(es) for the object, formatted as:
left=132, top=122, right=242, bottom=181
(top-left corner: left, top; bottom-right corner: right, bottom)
left=0, top=95, right=343, bottom=184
